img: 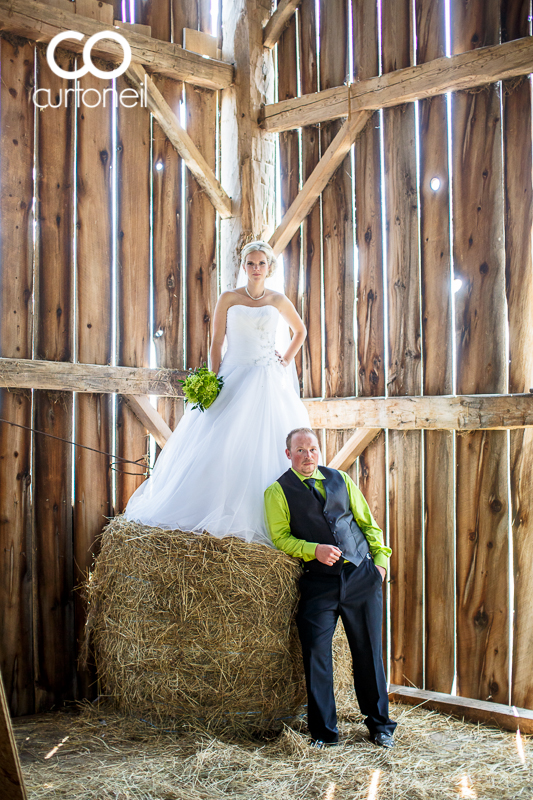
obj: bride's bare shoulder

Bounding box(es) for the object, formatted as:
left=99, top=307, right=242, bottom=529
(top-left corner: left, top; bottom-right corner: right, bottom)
left=268, top=291, right=294, bottom=309
left=217, top=289, right=244, bottom=308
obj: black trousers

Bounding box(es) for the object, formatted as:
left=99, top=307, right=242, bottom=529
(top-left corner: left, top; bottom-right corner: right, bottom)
left=296, top=554, right=396, bottom=743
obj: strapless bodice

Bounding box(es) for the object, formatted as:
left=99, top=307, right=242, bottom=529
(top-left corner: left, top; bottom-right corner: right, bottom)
left=222, top=304, right=280, bottom=368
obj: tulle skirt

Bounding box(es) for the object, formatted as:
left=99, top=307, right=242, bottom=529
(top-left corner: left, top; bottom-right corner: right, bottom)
left=124, top=360, right=310, bottom=546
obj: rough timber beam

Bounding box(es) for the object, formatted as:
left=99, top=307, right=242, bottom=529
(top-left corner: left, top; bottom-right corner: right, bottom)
left=388, top=685, right=533, bottom=736
left=220, top=0, right=276, bottom=288
left=262, top=35, right=533, bottom=132
left=304, top=394, right=533, bottom=431
left=126, top=63, right=234, bottom=219
left=263, top=0, right=300, bottom=50
left=327, top=428, right=381, bottom=471
left=122, top=395, right=173, bottom=448
left=0, top=358, right=186, bottom=397
left=269, top=111, right=371, bottom=256
left=0, top=0, right=234, bottom=88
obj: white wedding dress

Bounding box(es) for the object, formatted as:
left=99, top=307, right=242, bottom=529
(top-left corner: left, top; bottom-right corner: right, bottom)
left=124, top=304, right=311, bottom=545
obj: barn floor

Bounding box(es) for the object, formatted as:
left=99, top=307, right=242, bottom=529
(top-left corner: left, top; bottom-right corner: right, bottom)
left=13, top=699, right=532, bottom=800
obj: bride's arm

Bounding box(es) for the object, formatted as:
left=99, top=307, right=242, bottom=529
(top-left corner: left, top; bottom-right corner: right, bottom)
left=277, top=296, right=307, bottom=367
left=210, top=293, right=231, bottom=374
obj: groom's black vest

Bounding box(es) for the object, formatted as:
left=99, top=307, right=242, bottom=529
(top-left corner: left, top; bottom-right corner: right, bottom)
left=276, top=467, right=370, bottom=575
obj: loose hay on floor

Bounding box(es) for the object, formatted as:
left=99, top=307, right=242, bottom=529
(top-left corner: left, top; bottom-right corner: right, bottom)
left=86, top=515, right=308, bottom=735
left=14, top=700, right=533, bottom=800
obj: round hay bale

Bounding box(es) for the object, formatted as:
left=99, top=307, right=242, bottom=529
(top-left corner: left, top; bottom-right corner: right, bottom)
left=87, top=516, right=308, bottom=736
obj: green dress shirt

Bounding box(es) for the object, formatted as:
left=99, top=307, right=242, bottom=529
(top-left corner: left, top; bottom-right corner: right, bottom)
left=264, top=467, right=391, bottom=570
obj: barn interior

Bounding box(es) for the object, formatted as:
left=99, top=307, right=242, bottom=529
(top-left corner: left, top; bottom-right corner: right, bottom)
left=1, top=0, right=533, bottom=797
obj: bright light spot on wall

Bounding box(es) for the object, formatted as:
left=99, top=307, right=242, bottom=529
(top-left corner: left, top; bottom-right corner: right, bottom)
left=154, top=328, right=163, bottom=338
left=155, top=161, right=163, bottom=172
left=430, top=177, right=441, bottom=191
left=453, top=278, right=463, bottom=293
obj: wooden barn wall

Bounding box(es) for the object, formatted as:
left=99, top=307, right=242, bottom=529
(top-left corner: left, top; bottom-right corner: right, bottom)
left=275, top=0, right=533, bottom=708
left=0, top=0, right=219, bottom=715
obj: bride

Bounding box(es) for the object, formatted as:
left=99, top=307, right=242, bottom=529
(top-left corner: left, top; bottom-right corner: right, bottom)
left=124, top=241, right=311, bottom=546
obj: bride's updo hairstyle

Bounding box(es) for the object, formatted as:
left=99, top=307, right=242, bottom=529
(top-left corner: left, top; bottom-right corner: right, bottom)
left=240, top=240, right=278, bottom=278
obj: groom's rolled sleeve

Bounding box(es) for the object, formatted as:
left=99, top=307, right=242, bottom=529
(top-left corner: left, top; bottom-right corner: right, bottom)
left=264, top=482, right=318, bottom=561
left=340, top=471, right=392, bottom=570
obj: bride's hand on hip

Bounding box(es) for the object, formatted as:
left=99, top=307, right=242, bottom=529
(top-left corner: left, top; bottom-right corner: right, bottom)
left=275, top=350, right=289, bottom=368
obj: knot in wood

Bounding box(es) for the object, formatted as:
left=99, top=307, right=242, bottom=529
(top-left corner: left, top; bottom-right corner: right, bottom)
left=474, top=607, right=489, bottom=630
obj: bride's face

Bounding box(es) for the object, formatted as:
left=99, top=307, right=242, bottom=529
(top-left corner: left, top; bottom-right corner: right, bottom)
left=243, top=250, right=269, bottom=283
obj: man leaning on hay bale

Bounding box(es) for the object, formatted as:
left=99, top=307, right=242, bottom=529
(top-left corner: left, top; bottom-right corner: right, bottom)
left=264, top=428, right=397, bottom=749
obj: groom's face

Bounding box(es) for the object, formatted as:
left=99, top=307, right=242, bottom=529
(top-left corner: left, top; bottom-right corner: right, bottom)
left=286, top=432, right=320, bottom=477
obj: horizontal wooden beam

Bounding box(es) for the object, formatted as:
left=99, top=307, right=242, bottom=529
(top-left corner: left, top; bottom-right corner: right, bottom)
left=263, top=0, right=300, bottom=50
left=269, top=111, right=371, bottom=255
left=262, top=35, right=533, bottom=132
left=389, top=685, right=533, bottom=736
left=304, top=393, right=533, bottom=430
left=0, top=358, right=186, bottom=397
left=327, top=428, right=381, bottom=471
left=0, top=0, right=234, bottom=89
left=122, top=395, right=173, bottom=448
left=126, top=63, right=234, bottom=219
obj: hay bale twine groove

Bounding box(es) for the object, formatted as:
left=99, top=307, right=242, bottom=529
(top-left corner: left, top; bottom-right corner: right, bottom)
left=87, top=516, right=311, bottom=736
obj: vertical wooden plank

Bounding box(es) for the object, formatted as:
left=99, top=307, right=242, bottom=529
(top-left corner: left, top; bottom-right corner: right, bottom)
left=299, top=0, right=322, bottom=400
left=451, top=0, right=509, bottom=704
left=501, top=0, right=533, bottom=710
left=417, top=0, right=455, bottom=694
left=0, top=37, right=34, bottom=717
left=33, top=48, right=75, bottom=710
left=184, top=85, right=217, bottom=368
left=353, top=0, right=386, bottom=531
left=153, top=75, right=185, bottom=433
left=320, top=0, right=356, bottom=477
left=74, top=70, right=113, bottom=699
left=133, top=0, right=171, bottom=41
left=382, top=0, right=423, bottom=689
left=278, top=13, right=302, bottom=388
left=115, top=78, right=151, bottom=513
left=179, top=0, right=217, bottom=370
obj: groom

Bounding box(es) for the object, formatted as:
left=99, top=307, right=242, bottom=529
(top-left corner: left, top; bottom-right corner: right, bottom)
left=264, top=428, right=396, bottom=748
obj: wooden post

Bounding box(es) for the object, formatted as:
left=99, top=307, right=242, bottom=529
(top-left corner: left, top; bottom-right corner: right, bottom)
left=352, top=0, right=387, bottom=592
left=33, top=47, right=75, bottom=710
left=115, top=75, right=151, bottom=513
left=451, top=0, right=509, bottom=705
left=175, top=1, right=218, bottom=371
left=278, top=12, right=302, bottom=387
left=74, top=68, right=113, bottom=699
left=0, top=36, right=34, bottom=717
left=299, top=0, right=322, bottom=400
left=501, top=0, right=533, bottom=710
left=320, top=0, right=357, bottom=480
left=220, top=0, right=276, bottom=289
left=417, top=0, right=455, bottom=694
left=152, top=74, right=185, bottom=435
left=382, top=0, right=423, bottom=689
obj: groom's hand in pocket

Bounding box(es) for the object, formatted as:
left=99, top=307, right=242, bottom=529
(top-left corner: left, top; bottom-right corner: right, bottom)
left=315, top=545, right=342, bottom=566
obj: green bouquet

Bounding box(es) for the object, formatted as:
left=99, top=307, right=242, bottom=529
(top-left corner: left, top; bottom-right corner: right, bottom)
left=179, top=364, right=224, bottom=412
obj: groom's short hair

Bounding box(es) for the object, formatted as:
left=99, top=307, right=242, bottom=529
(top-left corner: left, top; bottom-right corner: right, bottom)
left=286, top=428, right=318, bottom=451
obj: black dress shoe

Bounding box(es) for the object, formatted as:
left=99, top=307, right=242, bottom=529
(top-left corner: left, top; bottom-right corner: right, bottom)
left=370, top=732, right=394, bottom=748
left=309, top=739, right=339, bottom=749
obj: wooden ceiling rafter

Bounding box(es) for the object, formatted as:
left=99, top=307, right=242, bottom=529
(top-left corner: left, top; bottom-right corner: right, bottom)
left=0, top=0, right=234, bottom=88
left=262, top=0, right=300, bottom=50
left=262, top=35, right=533, bottom=132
